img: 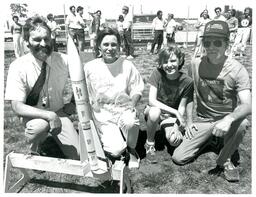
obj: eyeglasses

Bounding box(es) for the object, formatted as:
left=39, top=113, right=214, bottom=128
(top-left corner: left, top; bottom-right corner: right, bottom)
left=203, top=40, right=223, bottom=48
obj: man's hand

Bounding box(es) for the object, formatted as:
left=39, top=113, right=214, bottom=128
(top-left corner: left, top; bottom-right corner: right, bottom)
left=47, top=112, right=62, bottom=134
left=184, top=123, right=198, bottom=140
left=212, top=116, right=234, bottom=137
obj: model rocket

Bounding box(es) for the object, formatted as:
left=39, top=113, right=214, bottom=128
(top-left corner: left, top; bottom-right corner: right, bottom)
left=67, top=35, right=98, bottom=171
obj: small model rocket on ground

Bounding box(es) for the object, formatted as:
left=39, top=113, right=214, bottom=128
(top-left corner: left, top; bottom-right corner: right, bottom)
left=67, top=35, right=99, bottom=171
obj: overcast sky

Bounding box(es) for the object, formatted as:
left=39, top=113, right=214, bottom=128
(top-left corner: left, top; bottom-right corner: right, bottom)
left=2, top=0, right=254, bottom=21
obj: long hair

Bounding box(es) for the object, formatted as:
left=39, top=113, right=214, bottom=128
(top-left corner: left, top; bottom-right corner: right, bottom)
left=23, top=16, right=51, bottom=42
left=94, top=27, right=121, bottom=58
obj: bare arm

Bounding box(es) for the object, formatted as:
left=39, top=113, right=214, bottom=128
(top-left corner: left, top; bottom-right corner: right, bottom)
left=131, top=94, right=141, bottom=108
left=11, top=100, right=62, bottom=132
left=212, top=89, right=251, bottom=137
left=148, top=85, right=184, bottom=126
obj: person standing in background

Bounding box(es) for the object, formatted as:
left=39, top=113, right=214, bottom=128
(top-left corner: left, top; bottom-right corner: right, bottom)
left=213, top=7, right=226, bottom=21
left=150, top=10, right=166, bottom=54
left=89, top=10, right=101, bottom=50
left=165, top=14, right=179, bottom=45
left=11, top=15, right=24, bottom=58
left=194, top=9, right=211, bottom=57
left=47, top=13, right=61, bottom=52
left=226, top=9, right=238, bottom=49
left=232, top=7, right=252, bottom=57
left=116, top=14, right=125, bottom=52
left=122, top=5, right=135, bottom=60
left=75, top=6, right=86, bottom=53
left=65, top=5, right=77, bottom=43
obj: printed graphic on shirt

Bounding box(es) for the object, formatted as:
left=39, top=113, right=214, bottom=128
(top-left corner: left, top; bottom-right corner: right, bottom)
left=198, top=78, right=224, bottom=104
left=241, top=18, right=250, bottom=27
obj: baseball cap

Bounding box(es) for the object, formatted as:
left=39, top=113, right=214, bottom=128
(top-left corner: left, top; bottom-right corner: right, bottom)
left=201, top=20, right=230, bottom=39
left=122, top=6, right=129, bottom=11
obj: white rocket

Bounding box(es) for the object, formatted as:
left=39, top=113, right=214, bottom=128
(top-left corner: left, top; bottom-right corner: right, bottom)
left=67, top=35, right=98, bottom=171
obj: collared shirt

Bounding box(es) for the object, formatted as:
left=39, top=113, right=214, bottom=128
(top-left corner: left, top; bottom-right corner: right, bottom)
left=166, top=19, right=178, bottom=34
left=65, top=13, right=77, bottom=29
left=75, top=14, right=86, bottom=29
left=5, top=52, right=70, bottom=112
left=47, top=20, right=60, bottom=39
left=213, top=15, right=226, bottom=21
left=123, top=13, right=132, bottom=29
left=152, top=17, right=166, bottom=31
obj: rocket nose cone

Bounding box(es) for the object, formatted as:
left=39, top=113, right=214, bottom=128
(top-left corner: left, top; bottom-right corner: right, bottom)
left=67, top=35, right=84, bottom=80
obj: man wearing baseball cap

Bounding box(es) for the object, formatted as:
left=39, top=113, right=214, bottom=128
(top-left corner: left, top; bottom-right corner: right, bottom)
left=172, top=20, right=251, bottom=182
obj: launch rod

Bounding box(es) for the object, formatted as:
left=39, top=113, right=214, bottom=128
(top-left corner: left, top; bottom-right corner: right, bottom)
left=67, top=35, right=99, bottom=171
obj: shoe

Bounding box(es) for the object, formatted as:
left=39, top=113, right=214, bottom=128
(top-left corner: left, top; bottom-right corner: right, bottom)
left=208, top=165, right=224, bottom=176
left=144, top=143, right=157, bottom=164
left=231, top=149, right=240, bottom=166
left=223, top=159, right=240, bottom=182
left=128, top=149, right=140, bottom=169
left=127, top=55, right=134, bottom=60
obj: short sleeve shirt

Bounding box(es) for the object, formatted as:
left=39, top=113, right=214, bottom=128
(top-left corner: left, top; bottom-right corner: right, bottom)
left=84, top=57, right=144, bottom=125
left=5, top=52, right=69, bottom=112
left=148, top=69, right=194, bottom=109
left=191, top=56, right=251, bottom=120
left=238, top=15, right=252, bottom=28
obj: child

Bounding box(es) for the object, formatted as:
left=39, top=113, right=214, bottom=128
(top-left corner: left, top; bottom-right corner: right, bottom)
left=116, top=15, right=125, bottom=52
left=144, top=46, right=195, bottom=163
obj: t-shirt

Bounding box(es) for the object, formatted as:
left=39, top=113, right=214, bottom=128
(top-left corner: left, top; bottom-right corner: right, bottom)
left=226, top=17, right=238, bottom=32
left=238, top=14, right=252, bottom=28
left=148, top=68, right=194, bottom=109
left=84, top=57, right=144, bottom=125
left=190, top=56, right=251, bottom=120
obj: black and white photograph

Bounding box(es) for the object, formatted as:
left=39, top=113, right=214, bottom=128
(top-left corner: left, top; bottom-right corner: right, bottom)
left=1, top=0, right=254, bottom=194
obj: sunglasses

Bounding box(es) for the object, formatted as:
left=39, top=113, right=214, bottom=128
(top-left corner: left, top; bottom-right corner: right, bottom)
left=203, top=40, right=223, bottom=48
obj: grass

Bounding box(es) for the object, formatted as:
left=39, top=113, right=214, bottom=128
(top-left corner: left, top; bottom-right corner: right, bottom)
left=3, top=44, right=252, bottom=193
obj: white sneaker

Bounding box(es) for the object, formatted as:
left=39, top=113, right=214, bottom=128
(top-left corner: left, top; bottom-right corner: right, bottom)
left=127, top=55, right=134, bottom=60
left=128, top=150, right=140, bottom=169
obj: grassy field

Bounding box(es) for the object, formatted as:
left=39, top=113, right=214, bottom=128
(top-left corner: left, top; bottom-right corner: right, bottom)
left=3, top=44, right=252, bottom=193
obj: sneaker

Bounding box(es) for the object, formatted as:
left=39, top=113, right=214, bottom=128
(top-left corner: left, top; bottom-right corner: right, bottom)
left=208, top=165, right=224, bottom=176
left=223, top=159, right=240, bottom=182
left=128, top=149, right=140, bottom=169
left=144, top=143, right=157, bottom=164
left=127, top=55, right=134, bottom=60
left=231, top=149, right=240, bottom=166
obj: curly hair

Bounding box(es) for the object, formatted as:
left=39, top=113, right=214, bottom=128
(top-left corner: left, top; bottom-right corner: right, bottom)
left=157, top=46, right=185, bottom=71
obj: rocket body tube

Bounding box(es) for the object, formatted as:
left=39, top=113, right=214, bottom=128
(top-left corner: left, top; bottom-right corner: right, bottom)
left=67, top=35, right=98, bottom=171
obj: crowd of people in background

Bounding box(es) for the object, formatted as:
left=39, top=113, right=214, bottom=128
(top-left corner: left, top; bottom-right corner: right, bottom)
left=5, top=4, right=252, bottom=185
left=9, top=5, right=252, bottom=59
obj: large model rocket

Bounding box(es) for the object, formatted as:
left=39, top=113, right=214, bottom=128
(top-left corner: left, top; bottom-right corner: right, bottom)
left=67, top=35, right=98, bottom=171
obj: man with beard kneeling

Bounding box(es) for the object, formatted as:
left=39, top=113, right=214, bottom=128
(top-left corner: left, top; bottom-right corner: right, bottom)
left=5, top=16, right=80, bottom=160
